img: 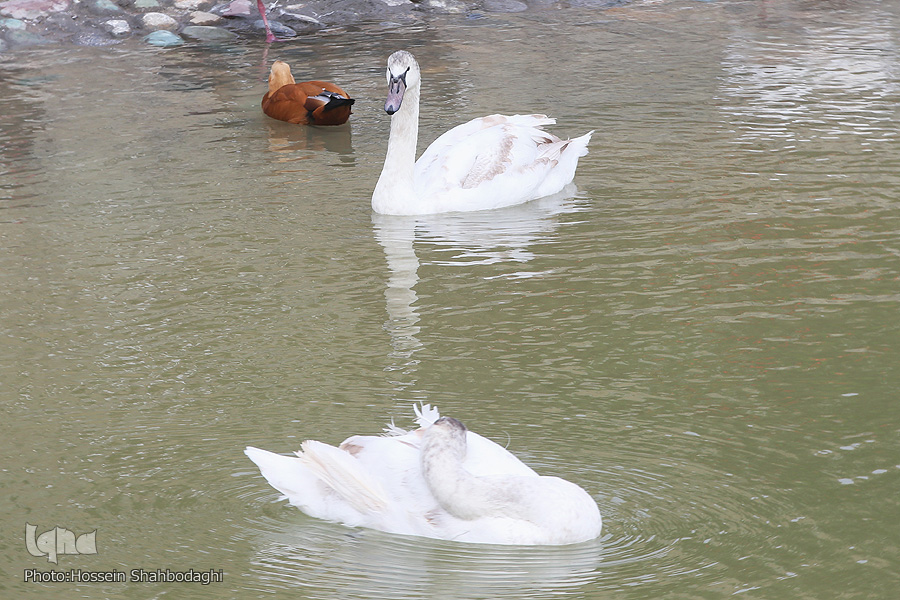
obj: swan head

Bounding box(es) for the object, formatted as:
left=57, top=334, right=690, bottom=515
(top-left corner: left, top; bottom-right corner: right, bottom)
left=384, top=50, right=421, bottom=115
left=422, top=416, right=468, bottom=461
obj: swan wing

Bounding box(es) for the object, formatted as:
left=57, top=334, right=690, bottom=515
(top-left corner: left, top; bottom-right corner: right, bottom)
left=463, top=431, right=539, bottom=478
left=298, top=440, right=390, bottom=514
left=415, top=115, right=587, bottom=212
left=416, top=115, right=551, bottom=192
left=245, top=446, right=373, bottom=525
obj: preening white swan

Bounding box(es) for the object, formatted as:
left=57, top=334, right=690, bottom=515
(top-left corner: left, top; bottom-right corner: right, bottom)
left=245, top=404, right=603, bottom=545
left=372, top=51, right=594, bottom=215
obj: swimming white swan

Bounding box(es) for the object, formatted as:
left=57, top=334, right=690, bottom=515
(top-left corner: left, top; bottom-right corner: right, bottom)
left=371, top=51, right=594, bottom=215
left=245, top=404, right=603, bottom=545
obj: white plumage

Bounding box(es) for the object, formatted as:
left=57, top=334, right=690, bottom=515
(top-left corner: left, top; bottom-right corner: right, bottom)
left=245, top=404, right=603, bottom=545
left=371, top=51, right=593, bottom=215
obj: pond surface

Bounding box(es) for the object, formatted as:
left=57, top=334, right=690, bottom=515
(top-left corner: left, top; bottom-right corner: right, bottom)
left=2, top=0, right=899, bottom=598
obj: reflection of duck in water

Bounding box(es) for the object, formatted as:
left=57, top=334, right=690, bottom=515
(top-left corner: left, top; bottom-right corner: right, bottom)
left=265, top=121, right=354, bottom=162
left=245, top=404, right=602, bottom=545
left=262, top=60, right=354, bottom=126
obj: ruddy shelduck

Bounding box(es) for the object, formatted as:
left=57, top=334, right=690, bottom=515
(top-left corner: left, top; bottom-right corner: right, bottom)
left=261, top=60, right=355, bottom=126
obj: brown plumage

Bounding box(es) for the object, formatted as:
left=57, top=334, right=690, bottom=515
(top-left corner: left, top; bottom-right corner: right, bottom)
left=261, top=60, right=355, bottom=126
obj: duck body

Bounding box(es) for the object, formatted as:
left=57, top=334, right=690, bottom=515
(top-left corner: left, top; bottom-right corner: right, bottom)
left=245, top=404, right=602, bottom=545
left=372, top=51, right=592, bottom=215
left=262, top=60, right=354, bottom=126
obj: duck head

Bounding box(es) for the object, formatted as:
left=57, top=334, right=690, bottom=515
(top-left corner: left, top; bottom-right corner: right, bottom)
left=268, top=60, right=296, bottom=95
left=384, top=51, right=420, bottom=115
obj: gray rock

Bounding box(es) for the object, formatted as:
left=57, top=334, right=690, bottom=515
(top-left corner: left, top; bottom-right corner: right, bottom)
left=142, top=12, right=177, bottom=30
left=188, top=10, right=223, bottom=25
left=422, top=0, right=467, bottom=13
left=5, top=29, right=52, bottom=46
left=144, top=29, right=184, bottom=46
left=174, top=0, right=215, bottom=10
left=42, top=12, right=82, bottom=35
left=90, top=0, right=122, bottom=14
left=180, top=25, right=238, bottom=41
left=483, top=0, right=527, bottom=12
left=276, top=11, right=323, bottom=28
left=75, top=31, right=120, bottom=45
left=252, top=18, right=295, bottom=38
left=102, top=18, right=131, bottom=34
left=0, top=17, right=27, bottom=29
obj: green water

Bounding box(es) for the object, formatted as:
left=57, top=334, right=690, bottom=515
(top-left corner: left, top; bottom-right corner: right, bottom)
left=2, top=1, right=898, bottom=598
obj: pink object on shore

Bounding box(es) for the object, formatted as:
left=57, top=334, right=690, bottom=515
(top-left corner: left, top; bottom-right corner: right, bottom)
left=220, top=0, right=251, bottom=17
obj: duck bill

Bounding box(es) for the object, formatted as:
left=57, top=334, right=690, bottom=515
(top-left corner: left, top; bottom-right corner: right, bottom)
left=385, top=76, right=406, bottom=115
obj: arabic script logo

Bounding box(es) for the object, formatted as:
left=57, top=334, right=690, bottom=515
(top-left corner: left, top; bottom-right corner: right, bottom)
left=25, top=524, right=97, bottom=564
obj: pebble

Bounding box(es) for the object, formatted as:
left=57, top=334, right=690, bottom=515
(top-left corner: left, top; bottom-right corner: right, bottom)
left=174, top=0, right=214, bottom=10
left=101, top=18, right=130, bottom=35
left=144, top=29, right=183, bottom=46
left=483, top=0, right=527, bottom=12
left=180, top=25, right=238, bottom=42
left=132, top=0, right=160, bottom=8
left=141, top=11, right=177, bottom=31
left=421, top=0, right=467, bottom=13
left=188, top=10, right=223, bottom=25
left=89, top=0, right=120, bottom=13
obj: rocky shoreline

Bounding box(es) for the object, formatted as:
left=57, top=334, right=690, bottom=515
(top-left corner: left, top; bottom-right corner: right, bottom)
left=0, top=0, right=556, bottom=50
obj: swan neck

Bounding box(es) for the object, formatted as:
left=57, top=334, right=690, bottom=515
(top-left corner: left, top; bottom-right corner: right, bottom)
left=373, top=86, right=420, bottom=213
left=384, top=87, right=420, bottom=179
left=421, top=431, right=506, bottom=520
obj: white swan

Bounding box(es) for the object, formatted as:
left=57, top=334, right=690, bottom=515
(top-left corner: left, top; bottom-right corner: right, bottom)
left=245, top=404, right=603, bottom=545
left=372, top=51, right=594, bottom=215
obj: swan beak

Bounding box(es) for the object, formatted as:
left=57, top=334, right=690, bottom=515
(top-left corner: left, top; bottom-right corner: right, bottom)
left=385, top=73, right=407, bottom=115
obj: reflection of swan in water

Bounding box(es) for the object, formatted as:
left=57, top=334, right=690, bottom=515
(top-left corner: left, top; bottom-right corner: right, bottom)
left=245, top=404, right=602, bottom=545
left=374, top=190, right=584, bottom=372
left=246, top=515, right=603, bottom=599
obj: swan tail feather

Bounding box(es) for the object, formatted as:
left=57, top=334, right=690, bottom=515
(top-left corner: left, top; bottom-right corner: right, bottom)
left=382, top=417, right=407, bottom=436
left=570, top=130, right=594, bottom=157
left=245, top=446, right=316, bottom=500
left=414, top=403, right=441, bottom=427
